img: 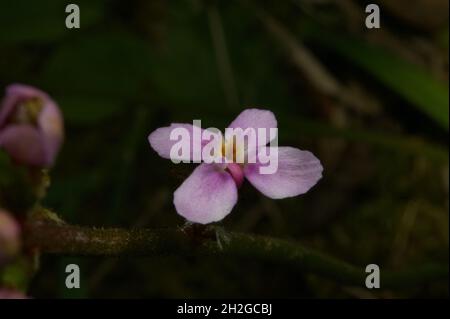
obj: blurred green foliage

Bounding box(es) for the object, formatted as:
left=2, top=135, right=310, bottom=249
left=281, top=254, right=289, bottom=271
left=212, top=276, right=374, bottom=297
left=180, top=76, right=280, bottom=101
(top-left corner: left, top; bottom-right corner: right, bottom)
left=0, top=0, right=448, bottom=298
left=0, top=152, right=35, bottom=214
left=309, top=31, right=449, bottom=129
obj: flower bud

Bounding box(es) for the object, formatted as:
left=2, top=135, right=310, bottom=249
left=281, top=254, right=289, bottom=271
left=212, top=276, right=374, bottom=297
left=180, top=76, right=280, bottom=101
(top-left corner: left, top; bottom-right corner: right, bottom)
left=0, top=84, right=64, bottom=168
left=0, top=209, right=20, bottom=264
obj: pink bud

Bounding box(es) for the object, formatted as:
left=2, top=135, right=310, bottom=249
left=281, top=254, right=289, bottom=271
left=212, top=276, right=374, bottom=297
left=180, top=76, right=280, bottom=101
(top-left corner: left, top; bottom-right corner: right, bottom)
left=0, top=84, right=64, bottom=168
left=0, top=209, right=21, bottom=264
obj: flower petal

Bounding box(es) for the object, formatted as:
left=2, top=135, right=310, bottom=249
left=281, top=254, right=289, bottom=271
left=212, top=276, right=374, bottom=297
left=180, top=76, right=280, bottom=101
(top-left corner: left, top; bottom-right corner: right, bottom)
left=174, top=163, right=238, bottom=224
left=0, top=125, right=48, bottom=167
left=0, top=84, right=50, bottom=128
left=38, top=102, right=64, bottom=166
left=228, top=108, right=277, bottom=147
left=244, top=146, right=323, bottom=199
left=0, top=288, right=27, bottom=299
left=148, top=123, right=214, bottom=162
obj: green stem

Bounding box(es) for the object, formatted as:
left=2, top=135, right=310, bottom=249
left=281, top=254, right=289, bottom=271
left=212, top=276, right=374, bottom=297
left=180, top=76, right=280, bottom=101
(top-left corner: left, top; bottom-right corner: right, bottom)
left=25, top=209, right=448, bottom=289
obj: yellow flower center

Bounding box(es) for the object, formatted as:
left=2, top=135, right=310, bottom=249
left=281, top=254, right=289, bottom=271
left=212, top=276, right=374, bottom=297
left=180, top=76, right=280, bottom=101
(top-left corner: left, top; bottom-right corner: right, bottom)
left=221, top=136, right=244, bottom=163
left=10, top=97, right=44, bottom=126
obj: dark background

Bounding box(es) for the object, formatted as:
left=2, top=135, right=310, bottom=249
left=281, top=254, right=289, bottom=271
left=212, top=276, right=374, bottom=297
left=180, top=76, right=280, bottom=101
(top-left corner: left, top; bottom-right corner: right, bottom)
left=0, top=0, right=448, bottom=298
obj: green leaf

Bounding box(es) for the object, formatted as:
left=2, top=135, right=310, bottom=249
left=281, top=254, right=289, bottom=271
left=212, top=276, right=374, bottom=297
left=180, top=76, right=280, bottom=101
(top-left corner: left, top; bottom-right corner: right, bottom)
left=0, top=258, right=32, bottom=292
left=42, top=31, right=152, bottom=97
left=308, top=32, right=449, bottom=130
left=55, top=96, right=124, bottom=125
left=281, top=116, right=448, bottom=164
left=40, top=31, right=153, bottom=124
left=144, top=3, right=224, bottom=111
left=0, top=0, right=105, bottom=45
left=0, top=152, right=35, bottom=213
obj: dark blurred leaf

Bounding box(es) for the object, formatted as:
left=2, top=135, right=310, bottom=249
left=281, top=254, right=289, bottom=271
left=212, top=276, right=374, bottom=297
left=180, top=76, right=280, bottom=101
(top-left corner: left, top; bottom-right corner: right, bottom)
left=281, top=117, right=448, bottom=163
left=0, top=151, right=35, bottom=213
left=221, top=5, right=294, bottom=110
left=0, top=0, right=105, bottom=45
left=41, top=31, right=153, bottom=124
left=42, top=31, right=152, bottom=97
left=0, top=257, right=32, bottom=292
left=309, top=33, right=449, bottom=130
left=145, top=3, right=224, bottom=110
left=437, top=28, right=449, bottom=50
left=55, top=96, right=124, bottom=125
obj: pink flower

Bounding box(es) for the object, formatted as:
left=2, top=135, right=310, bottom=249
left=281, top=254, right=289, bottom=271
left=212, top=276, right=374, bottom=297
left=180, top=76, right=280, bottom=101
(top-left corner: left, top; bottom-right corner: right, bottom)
left=0, top=288, right=27, bottom=299
left=0, top=84, right=64, bottom=168
left=148, top=109, right=323, bottom=224
left=0, top=209, right=20, bottom=264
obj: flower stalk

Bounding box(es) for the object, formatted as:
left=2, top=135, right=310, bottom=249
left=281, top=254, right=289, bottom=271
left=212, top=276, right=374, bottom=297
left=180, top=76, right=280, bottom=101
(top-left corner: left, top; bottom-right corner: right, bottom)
left=25, top=208, right=448, bottom=289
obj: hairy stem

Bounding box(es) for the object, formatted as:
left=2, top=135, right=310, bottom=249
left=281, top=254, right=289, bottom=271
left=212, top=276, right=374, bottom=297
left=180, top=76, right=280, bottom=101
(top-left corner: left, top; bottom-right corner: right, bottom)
left=25, top=209, right=448, bottom=289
